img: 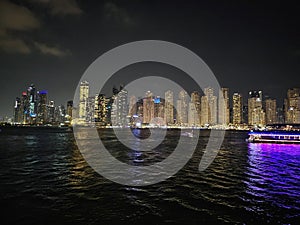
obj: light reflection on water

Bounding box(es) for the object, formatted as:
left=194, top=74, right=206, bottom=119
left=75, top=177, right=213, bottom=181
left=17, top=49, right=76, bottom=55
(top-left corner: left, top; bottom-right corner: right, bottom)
left=245, top=143, right=300, bottom=221
left=0, top=130, right=299, bottom=224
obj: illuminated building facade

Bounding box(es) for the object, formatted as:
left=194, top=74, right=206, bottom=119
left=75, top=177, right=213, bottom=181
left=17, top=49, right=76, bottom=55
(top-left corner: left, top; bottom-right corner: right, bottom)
left=200, top=95, right=208, bottom=126
left=232, top=93, right=243, bottom=125
left=265, top=99, right=277, bottom=124
left=95, top=94, right=109, bottom=125
left=176, top=90, right=188, bottom=125
left=154, top=96, right=164, bottom=119
left=111, top=87, right=128, bottom=126
left=86, top=96, right=95, bottom=123
left=190, top=91, right=201, bottom=126
left=47, top=100, right=55, bottom=124
left=164, top=90, right=174, bottom=125
left=27, top=84, right=37, bottom=124
left=218, top=88, right=230, bottom=125
left=143, top=91, right=154, bottom=124
left=248, top=90, right=265, bottom=126
left=37, top=90, right=48, bottom=124
left=14, top=97, right=21, bottom=123
left=202, top=87, right=217, bottom=125
left=66, top=100, right=73, bottom=123
left=128, top=95, right=137, bottom=117
left=79, top=81, right=89, bottom=121
left=285, top=88, right=300, bottom=123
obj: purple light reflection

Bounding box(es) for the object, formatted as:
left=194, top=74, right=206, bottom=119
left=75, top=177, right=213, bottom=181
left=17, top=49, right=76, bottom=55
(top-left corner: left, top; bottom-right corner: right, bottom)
left=244, top=143, right=300, bottom=215
left=248, top=143, right=300, bottom=156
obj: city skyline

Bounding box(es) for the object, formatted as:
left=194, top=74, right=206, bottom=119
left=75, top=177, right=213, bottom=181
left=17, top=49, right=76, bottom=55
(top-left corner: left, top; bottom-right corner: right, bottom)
left=9, top=81, right=299, bottom=127
left=0, top=1, right=299, bottom=117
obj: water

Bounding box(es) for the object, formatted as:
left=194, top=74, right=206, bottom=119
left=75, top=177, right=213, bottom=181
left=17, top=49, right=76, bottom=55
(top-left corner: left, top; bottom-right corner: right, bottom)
left=0, top=129, right=299, bottom=224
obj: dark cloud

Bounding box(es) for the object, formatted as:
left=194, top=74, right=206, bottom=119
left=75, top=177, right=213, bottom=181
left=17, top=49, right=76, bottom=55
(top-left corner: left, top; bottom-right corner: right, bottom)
left=0, top=38, right=31, bottom=54
left=0, top=0, right=41, bottom=31
left=34, top=42, right=70, bottom=57
left=29, top=0, right=82, bottom=16
left=0, top=0, right=40, bottom=53
left=0, top=0, right=80, bottom=55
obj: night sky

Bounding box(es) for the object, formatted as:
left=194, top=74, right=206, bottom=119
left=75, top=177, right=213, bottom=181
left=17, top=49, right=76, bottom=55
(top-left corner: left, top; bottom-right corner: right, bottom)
left=0, top=0, right=299, bottom=117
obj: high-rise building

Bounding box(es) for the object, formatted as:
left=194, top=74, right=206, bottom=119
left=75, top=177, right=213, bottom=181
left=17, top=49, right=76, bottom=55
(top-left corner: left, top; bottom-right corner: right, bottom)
left=201, top=87, right=217, bottom=125
left=154, top=96, right=164, bottom=119
left=277, top=107, right=285, bottom=124
left=200, top=95, right=209, bottom=126
left=265, top=99, right=277, bottom=124
left=284, top=88, right=300, bottom=124
left=248, top=90, right=265, bottom=126
left=218, top=88, right=230, bottom=125
left=190, top=91, right=201, bottom=126
left=66, top=100, right=73, bottom=121
left=143, top=91, right=154, bottom=124
left=176, top=90, right=188, bottom=125
left=86, top=96, right=95, bottom=123
left=37, top=90, right=48, bottom=124
left=242, top=105, right=248, bottom=125
left=128, top=95, right=137, bottom=117
left=164, top=90, right=174, bottom=125
left=14, top=97, right=21, bottom=123
left=111, top=87, right=128, bottom=126
left=48, top=100, right=55, bottom=124
left=232, top=93, right=243, bottom=125
left=94, top=94, right=109, bottom=126
left=20, top=91, right=29, bottom=124
left=136, top=97, right=143, bottom=118
left=188, top=102, right=198, bottom=126
left=79, top=81, right=89, bottom=121
left=27, top=84, right=37, bottom=124
left=54, top=105, right=66, bottom=124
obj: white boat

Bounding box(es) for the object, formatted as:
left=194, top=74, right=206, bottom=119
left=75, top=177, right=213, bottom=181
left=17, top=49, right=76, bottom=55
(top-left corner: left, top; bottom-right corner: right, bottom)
left=181, top=130, right=194, bottom=138
left=246, top=130, right=300, bottom=144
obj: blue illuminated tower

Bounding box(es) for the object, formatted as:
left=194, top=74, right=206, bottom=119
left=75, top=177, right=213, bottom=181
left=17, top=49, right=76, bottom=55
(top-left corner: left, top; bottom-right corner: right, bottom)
left=27, top=84, right=37, bottom=124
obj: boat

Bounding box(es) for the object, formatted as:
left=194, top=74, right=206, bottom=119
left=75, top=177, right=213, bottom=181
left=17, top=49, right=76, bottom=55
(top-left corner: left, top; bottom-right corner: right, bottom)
left=246, top=130, right=300, bottom=144
left=181, top=130, right=194, bottom=138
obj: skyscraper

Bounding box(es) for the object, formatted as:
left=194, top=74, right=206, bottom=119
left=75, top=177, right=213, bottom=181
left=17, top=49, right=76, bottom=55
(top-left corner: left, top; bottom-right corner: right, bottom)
left=143, top=91, right=154, bottom=124
left=200, top=95, right=209, bottom=126
left=154, top=96, right=164, bottom=119
left=79, top=81, right=89, bottom=121
left=265, top=99, right=277, bottom=124
left=94, top=94, right=109, bottom=126
left=14, top=97, right=21, bottom=123
left=128, top=95, right=137, bottom=117
left=20, top=91, right=29, bottom=124
left=232, top=93, right=243, bottom=125
left=48, top=100, right=55, bottom=124
left=86, top=96, right=95, bottom=123
left=164, top=90, right=174, bottom=125
left=54, top=105, right=66, bottom=124
left=218, top=88, right=230, bottom=125
left=176, top=90, right=188, bottom=125
left=188, top=102, right=198, bottom=126
left=190, top=91, right=201, bottom=126
left=285, top=88, right=300, bottom=124
left=111, top=87, right=128, bottom=126
left=66, top=100, right=73, bottom=122
left=37, top=90, right=48, bottom=124
left=202, top=87, right=217, bottom=125
left=27, top=84, right=37, bottom=124
left=136, top=98, right=143, bottom=119
left=248, top=90, right=265, bottom=126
